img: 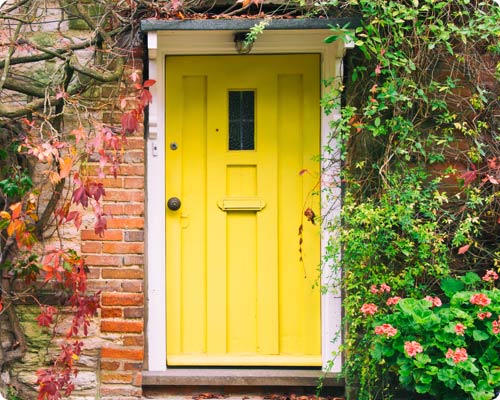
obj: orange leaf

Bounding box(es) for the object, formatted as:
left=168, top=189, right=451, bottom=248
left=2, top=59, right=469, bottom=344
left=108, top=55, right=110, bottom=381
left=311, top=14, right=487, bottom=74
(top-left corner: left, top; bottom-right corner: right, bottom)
left=48, top=171, right=61, bottom=185
left=59, top=157, right=73, bottom=179
left=0, top=211, right=11, bottom=221
left=458, top=244, right=470, bottom=255
left=9, top=202, right=21, bottom=219
left=71, top=127, right=86, bottom=144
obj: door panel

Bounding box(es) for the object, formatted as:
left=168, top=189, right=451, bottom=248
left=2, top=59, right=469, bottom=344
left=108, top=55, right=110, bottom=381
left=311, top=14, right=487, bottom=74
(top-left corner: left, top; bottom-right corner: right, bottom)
left=165, top=55, right=321, bottom=366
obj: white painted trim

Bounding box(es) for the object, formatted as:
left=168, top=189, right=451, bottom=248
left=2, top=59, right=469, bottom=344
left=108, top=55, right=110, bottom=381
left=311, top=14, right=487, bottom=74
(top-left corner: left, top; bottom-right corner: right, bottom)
left=146, top=28, right=346, bottom=373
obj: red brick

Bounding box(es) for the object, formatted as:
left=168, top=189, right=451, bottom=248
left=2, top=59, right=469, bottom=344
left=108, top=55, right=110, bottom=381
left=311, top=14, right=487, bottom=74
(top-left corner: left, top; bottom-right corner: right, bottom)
left=124, top=362, right=142, bottom=371
left=121, top=281, right=143, bottom=293
left=85, top=255, right=122, bottom=266
left=123, top=255, right=144, bottom=266
left=133, top=372, right=142, bottom=387
left=124, top=230, right=144, bottom=242
left=87, top=164, right=144, bottom=177
left=124, top=307, right=143, bottom=318
left=87, top=267, right=101, bottom=279
left=98, top=178, right=124, bottom=188
left=105, top=189, right=144, bottom=202
left=89, top=280, right=122, bottom=291
left=101, top=347, right=144, bottom=361
left=123, top=204, right=144, bottom=216
left=125, top=137, right=145, bottom=150
left=101, top=372, right=133, bottom=384
left=81, top=242, right=102, bottom=253
left=82, top=230, right=122, bottom=241
left=101, top=307, right=123, bottom=318
left=123, top=151, right=145, bottom=164
left=101, top=320, right=143, bottom=333
left=101, top=268, right=143, bottom=279
left=107, top=218, right=144, bottom=229
left=123, top=177, right=144, bottom=189
left=113, top=164, right=145, bottom=176
left=123, top=336, right=144, bottom=346
left=100, top=361, right=121, bottom=371
left=102, top=293, right=143, bottom=306
left=103, top=204, right=125, bottom=215
left=102, top=242, right=144, bottom=254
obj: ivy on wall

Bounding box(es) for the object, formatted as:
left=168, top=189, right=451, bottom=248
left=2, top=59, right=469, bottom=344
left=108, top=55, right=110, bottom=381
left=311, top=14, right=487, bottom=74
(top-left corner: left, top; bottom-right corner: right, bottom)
left=321, top=0, right=500, bottom=398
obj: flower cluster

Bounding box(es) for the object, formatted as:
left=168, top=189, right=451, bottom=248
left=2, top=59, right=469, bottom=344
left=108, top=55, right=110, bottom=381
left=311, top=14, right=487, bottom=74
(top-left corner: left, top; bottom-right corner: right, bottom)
left=478, top=311, right=492, bottom=320
left=424, top=296, right=442, bottom=307
left=361, top=303, right=378, bottom=316
left=386, top=296, right=401, bottom=306
left=445, top=348, right=468, bottom=364
left=482, top=269, right=499, bottom=282
left=470, top=293, right=491, bottom=307
left=374, top=324, right=398, bottom=337
left=492, top=319, right=500, bottom=334
left=404, top=341, right=423, bottom=357
left=370, top=283, right=391, bottom=294
left=454, top=323, right=466, bottom=336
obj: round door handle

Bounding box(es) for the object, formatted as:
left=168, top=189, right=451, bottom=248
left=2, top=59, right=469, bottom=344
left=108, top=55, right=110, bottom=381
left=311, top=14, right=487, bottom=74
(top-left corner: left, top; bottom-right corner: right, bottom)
left=167, top=197, right=182, bottom=211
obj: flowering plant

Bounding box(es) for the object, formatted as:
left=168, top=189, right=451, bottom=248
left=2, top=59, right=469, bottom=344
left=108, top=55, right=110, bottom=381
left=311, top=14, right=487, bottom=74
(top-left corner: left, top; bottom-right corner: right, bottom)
left=367, top=271, right=500, bottom=400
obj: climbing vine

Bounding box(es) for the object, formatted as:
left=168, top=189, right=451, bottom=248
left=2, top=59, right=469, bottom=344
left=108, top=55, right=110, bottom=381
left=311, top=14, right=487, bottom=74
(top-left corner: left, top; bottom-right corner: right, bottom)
left=321, top=0, right=500, bottom=398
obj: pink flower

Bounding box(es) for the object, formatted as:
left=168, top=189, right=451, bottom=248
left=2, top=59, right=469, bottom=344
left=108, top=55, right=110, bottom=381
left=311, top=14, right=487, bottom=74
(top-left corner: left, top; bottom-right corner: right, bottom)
left=424, top=296, right=442, bottom=307
left=483, top=269, right=499, bottom=282
left=360, top=303, right=378, bottom=316
left=404, top=341, right=423, bottom=357
left=374, top=324, right=398, bottom=337
left=379, top=283, right=391, bottom=293
left=445, top=348, right=468, bottom=363
left=492, top=319, right=500, bottom=334
left=470, top=293, right=491, bottom=307
left=478, top=311, right=492, bottom=320
left=454, top=323, right=466, bottom=336
left=375, top=64, right=382, bottom=75
left=370, top=284, right=390, bottom=294
left=386, top=296, right=401, bottom=306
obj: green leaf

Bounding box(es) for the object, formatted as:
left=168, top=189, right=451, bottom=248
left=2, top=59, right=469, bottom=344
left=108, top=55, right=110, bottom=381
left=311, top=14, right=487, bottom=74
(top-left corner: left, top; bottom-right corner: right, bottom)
left=438, top=368, right=457, bottom=389
left=458, top=378, right=476, bottom=393
left=324, top=35, right=338, bottom=44
left=415, top=382, right=431, bottom=394
left=0, top=219, right=9, bottom=231
left=472, top=391, right=496, bottom=400
left=441, top=278, right=464, bottom=297
left=472, top=329, right=489, bottom=341
left=461, top=272, right=481, bottom=286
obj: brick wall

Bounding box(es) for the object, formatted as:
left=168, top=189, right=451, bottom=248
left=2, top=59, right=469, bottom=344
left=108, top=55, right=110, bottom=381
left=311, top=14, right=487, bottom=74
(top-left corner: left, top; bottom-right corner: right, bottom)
left=82, top=58, right=146, bottom=399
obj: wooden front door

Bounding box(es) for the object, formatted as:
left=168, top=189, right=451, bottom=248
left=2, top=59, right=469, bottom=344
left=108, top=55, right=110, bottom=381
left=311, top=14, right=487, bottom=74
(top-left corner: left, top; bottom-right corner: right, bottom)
left=165, top=54, right=321, bottom=366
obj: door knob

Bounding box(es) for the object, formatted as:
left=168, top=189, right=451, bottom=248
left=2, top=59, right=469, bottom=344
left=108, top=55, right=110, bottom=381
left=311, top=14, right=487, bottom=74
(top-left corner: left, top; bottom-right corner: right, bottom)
left=167, top=197, right=181, bottom=211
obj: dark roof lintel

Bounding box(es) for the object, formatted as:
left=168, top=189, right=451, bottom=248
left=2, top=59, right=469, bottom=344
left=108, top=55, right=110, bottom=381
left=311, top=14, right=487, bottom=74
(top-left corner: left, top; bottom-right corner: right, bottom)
left=140, top=18, right=360, bottom=32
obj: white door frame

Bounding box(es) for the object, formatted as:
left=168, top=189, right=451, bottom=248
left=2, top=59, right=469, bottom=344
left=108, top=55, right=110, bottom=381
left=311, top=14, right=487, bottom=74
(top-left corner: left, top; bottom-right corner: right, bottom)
left=145, top=28, right=349, bottom=373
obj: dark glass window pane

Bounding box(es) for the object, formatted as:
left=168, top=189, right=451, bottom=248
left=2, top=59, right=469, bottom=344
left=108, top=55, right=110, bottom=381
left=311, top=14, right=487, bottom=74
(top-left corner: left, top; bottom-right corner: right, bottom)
left=228, top=91, right=255, bottom=150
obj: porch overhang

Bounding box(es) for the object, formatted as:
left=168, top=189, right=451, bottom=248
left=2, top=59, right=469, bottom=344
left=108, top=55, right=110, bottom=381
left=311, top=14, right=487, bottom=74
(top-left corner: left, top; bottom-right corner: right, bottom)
left=140, top=17, right=361, bottom=32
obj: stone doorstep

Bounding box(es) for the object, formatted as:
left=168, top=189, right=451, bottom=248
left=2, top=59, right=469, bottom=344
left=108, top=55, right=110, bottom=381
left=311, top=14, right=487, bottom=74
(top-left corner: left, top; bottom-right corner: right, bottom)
left=142, top=369, right=344, bottom=387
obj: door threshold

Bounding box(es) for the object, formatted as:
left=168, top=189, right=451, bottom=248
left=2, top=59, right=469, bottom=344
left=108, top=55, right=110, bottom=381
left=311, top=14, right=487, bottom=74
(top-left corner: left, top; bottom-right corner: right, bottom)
left=142, top=368, right=344, bottom=387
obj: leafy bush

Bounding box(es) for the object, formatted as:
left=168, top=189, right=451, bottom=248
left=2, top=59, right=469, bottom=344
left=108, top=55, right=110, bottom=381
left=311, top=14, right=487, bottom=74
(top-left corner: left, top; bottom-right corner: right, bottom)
left=369, top=271, right=500, bottom=400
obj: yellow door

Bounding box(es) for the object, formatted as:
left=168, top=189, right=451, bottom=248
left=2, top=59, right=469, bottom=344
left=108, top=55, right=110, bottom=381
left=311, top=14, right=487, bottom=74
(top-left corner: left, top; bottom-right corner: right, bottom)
left=165, top=54, right=321, bottom=366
